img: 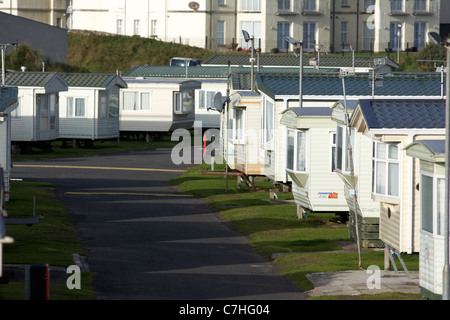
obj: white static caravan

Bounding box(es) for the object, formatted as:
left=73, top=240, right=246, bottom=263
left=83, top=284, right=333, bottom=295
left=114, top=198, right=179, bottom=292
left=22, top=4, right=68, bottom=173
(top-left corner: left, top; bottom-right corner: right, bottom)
left=59, top=73, right=127, bottom=141
left=196, top=78, right=227, bottom=129
left=405, top=140, right=446, bottom=300
left=5, top=72, right=68, bottom=147
left=120, top=77, right=201, bottom=134
left=280, top=107, right=349, bottom=217
left=342, top=99, right=446, bottom=250
left=331, top=100, right=382, bottom=247
left=0, top=86, right=18, bottom=202
left=224, top=90, right=265, bottom=177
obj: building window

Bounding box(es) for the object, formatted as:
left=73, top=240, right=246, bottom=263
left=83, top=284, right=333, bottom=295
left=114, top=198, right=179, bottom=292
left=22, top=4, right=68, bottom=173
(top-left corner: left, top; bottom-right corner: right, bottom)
left=123, top=91, right=152, bottom=111
left=342, top=0, right=348, bottom=6
left=372, top=141, right=399, bottom=197
left=341, top=21, right=348, bottom=45
left=261, top=97, right=274, bottom=144
left=363, top=22, right=375, bottom=51
left=364, top=0, right=375, bottom=11
left=391, top=0, right=403, bottom=12
left=390, top=22, right=402, bottom=50
left=218, top=0, right=225, bottom=5
left=240, top=21, right=261, bottom=49
left=134, top=20, right=140, bottom=36
left=217, top=20, right=225, bottom=45
left=278, top=0, right=290, bottom=11
left=303, top=22, right=316, bottom=51
left=277, top=22, right=290, bottom=51
left=117, top=19, right=123, bottom=35
left=335, top=125, right=354, bottom=173
left=286, top=129, right=306, bottom=172
left=303, top=0, right=316, bottom=11
left=241, top=0, right=260, bottom=11
left=151, top=20, right=158, bottom=36
left=414, top=22, right=427, bottom=50
left=67, top=97, right=86, bottom=118
left=415, top=0, right=427, bottom=12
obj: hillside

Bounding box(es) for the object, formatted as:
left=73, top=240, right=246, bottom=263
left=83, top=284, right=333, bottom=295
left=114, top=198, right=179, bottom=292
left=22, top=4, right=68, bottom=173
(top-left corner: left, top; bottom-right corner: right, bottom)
left=67, top=31, right=216, bottom=74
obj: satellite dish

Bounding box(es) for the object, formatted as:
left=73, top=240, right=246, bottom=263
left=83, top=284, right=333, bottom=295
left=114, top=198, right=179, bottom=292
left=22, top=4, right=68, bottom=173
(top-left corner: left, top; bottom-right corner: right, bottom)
left=208, top=92, right=225, bottom=113
left=242, top=30, right=252, bottom=42
left=188, top=1, right=200, bottom=11
left=428, top=32, right=443, bottom=45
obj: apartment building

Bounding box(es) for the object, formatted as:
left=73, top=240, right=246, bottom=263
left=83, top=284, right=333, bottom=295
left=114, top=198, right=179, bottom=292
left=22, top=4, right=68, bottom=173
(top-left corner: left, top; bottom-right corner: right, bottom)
left=0, top=0, right=67, bottom=28
left=1, top=0, right=441, bottom=54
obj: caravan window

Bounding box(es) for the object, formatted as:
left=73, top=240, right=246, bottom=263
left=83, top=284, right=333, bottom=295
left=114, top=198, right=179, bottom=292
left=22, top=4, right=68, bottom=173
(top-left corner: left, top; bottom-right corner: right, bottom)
left=198, top=91, right=216, bottom=110
left=421, top=173, right=445, bottom=236
left=123, top=91, right=152, bottom=111
left=67, top=97, right=86, bottom=118
left=173, top=90, right=194, bottom=114
left=335, top=125, right=354, bottom=173
left=372, top=141, right=399, bottom=197
left=261, top=97, right=274, bottom=145
left=286, top=129, right=306, bottom=172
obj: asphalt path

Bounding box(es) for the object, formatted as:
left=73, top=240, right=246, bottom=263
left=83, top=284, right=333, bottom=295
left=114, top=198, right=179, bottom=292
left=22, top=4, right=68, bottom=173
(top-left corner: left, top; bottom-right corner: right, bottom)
left=10, top=148, right=307, bottom=300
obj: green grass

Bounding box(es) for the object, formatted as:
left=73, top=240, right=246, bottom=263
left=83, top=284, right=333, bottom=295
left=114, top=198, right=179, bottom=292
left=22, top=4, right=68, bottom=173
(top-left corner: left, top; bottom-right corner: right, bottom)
left=1, top=181, right=93, bottom=300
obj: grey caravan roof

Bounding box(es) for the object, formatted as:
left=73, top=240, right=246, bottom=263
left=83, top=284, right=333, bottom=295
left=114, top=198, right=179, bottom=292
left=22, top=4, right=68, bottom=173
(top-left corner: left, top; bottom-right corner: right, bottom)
left=356, top=99, right=446, bottom=129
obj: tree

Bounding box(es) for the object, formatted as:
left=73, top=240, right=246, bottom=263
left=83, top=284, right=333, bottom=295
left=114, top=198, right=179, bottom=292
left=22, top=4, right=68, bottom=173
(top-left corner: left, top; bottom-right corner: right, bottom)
left=415, top=43, right=447, bottom=71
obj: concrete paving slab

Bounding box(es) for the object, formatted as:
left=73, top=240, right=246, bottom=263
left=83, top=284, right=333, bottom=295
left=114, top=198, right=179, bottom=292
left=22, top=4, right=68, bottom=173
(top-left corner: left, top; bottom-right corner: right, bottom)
left=305, top=270, right=419, bottom=297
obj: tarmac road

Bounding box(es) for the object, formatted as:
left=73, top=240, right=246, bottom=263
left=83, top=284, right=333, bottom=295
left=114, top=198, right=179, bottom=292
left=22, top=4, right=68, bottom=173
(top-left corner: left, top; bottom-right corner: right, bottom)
left=11, top=148, right=307, bottom=300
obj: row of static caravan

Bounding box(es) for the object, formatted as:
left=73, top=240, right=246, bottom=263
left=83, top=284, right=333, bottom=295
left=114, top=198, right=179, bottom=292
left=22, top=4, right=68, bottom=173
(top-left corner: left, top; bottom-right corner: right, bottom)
left=225, top=71, right=445, bottom=248
left=3, top=70, right=207, bottom=148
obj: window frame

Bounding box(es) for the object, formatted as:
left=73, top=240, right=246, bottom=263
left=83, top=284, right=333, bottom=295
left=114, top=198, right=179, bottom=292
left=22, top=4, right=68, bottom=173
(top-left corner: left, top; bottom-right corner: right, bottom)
left=286, top=128, right=307, bottom=173
left=334, top=124, right=354, bottom=174
left=241, top=0, right=261, bottom=11
left=420, top=171, right=445, bottom=237
left=173, top=90, right=195, bottom=114
left=38, top=93, right=57, bottom=131
left=372, top=141, right=400, bottom=198
left=67, top=96, right=86, bottom=118
left=261, top=96, right=274, bottom=145
left=123, top=91, right=152, bottom=111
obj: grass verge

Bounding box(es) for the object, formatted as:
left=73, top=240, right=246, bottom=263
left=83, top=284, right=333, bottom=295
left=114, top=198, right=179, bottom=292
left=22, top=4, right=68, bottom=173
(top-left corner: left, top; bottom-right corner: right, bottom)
left=0, top=181, right=93, bottom=300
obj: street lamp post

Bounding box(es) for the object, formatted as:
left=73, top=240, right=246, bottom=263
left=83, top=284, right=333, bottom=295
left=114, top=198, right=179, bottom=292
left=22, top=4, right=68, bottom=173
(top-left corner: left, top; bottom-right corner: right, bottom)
left=397, top=24, right=402, bottom=64
left=284, top=36, right=303, bottom=108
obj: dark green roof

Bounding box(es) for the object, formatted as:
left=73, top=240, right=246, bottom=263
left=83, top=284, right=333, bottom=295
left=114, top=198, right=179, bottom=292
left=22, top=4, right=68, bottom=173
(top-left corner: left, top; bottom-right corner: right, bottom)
left=203, top=53, right=398, bottom=69
left=125, top=65, right=339, bottom=78
left=60, top=73, right=126, bottom=88
left=5, top=71, right=61, bottom=87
